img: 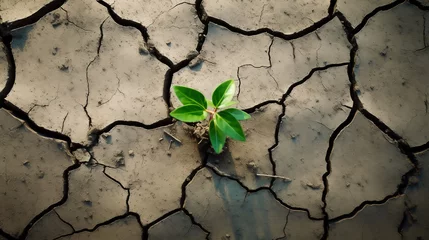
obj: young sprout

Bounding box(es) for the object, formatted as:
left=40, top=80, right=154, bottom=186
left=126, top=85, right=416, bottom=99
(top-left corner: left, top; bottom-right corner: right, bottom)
left=170, top=79, right=250, bottom=153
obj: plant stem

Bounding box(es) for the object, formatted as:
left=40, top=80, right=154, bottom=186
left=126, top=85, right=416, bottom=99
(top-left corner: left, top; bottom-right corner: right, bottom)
left=256, top=173, right=292, bottom=181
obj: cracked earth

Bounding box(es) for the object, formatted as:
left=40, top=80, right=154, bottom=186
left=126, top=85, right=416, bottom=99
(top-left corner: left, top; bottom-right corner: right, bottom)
left=0, top=0, right=428, bottom=239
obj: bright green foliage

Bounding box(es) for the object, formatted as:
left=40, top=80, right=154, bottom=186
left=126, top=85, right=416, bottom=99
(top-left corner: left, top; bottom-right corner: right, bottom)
left=170, top=79, right=250, bottom=153
left=170, top=105, right=208, bottom=122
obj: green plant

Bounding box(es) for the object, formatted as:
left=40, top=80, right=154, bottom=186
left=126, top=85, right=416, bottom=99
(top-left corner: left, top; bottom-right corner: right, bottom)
left=170, top=79, right=250, bottom=153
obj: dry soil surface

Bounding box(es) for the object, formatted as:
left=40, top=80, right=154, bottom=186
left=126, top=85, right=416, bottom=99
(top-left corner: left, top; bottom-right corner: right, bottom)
left=0, top=0, right=428, bottom=239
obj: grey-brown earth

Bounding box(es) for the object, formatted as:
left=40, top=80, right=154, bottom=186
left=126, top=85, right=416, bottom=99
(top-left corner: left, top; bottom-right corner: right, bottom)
left=0, top=0, right=428, bottom=239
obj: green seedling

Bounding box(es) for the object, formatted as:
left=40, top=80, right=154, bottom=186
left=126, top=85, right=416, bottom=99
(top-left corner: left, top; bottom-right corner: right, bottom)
left=170, top=79, right=250, bottom=153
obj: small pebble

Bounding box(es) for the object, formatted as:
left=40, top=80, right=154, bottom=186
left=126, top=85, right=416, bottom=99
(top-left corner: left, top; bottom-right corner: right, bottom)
left=409, top=176, right=419, bottom=186
left=167, top=151, right=171, bottom=156
left=128, top=150, right=134, bottom=157
left=37, top=171, right=45, bottom=179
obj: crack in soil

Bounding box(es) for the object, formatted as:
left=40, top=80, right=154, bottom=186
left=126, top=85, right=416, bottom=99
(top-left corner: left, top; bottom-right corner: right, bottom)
left=205, top=164, right=323, bottom=221
left=18, top=161, right=82, bottom=239
left=351, top=0, right=406, bottom=36
left=410, top=0, right=429, bottom=10
left=275, top=209, right=291, bottom=240
left=328, top=0, right=338, bottom=15
left=318, top=10, right=421, bottom=239
left=0, top=228, right=16, bottom=240
left=0, top=0, right=427, bottom=239
left=53, top=212, right=144, bottom=240
left=96, top=0, right=174, bottom=68
left=53, top=209, right=76, bottom=232
left=83, top=17, right=107, bottom=128
left=59, top=7, right=91, bottom=32
left=4, top=0, right=67, bottom=31
left=0, top=29, right=15, bottom=102
left=236, top=37, right=274, bottom=99
left=195, top=0, right=337, bottom=41
left=0, top=100, right=84, bottom=151
left=102, top=167, right=131, bottom=212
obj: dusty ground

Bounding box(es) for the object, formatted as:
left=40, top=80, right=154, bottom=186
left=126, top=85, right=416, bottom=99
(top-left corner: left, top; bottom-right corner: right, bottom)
left=0, top=0, right=428, bottom=239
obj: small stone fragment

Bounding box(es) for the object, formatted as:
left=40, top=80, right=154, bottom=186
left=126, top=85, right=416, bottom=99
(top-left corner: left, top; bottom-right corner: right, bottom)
left=59, top=64, right=69, bottom=72
left=114, top=157, right=125, bottom=167
left=306, top=182, right=322, bottom=190
left=52, top=47, right=58, bottom=55
left=409, top=176, right=419, bottom=186
left=36, top=171, right=45, bottom=179
left=51, top=12, right=63, bottom=28
left=23, top=161, right=30, bottom=167
left=101, top=133, right=111, bottom=139
left=188, top=58, right=203, bottom=70
left=167, top=151, right=172, bottom=157
left=138, top=47, right=149, bottom=55
left=113, top=150, right=125, bottom=167
left=186, top=50, right=199, bottom=59
left=246, top=161, right=258, bottom=172
left=159, top=137, right=164, bottom=142
left=114, top=150, right=124, bottom=157
left=82, top=200, right=93, bottom=207
left=128, top=150, right=134, bottom=157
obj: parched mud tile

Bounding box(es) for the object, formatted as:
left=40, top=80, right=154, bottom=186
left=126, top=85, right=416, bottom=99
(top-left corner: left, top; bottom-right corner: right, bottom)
left=27, top=210, right=74, bottom=240
left=207, top=104, right=282, bottom=189
left=329, top=196, right=405, bottom=240
left=0, top=0, right=53, bottom=23
left=202, top=0, right=330, bottom=34
left=326, top=112, right=413, bottom=218
left=272, top=66, right=350, bottom=218
left=147, top=3, right=204, bottom=63
left=148, top=211, right=206, bottom=240
left=92, top=123, right=201, bottom=224
left=55, top=164, right=128, bottom=230
left=172, top=23, right=271, bottom=107
left=402, top=151, right=429, bottom=239
left=6, top=0, right=108, bottom=143
left=0, top=109, right=73, bottom=237
left=185, top=168, right=324, bottom=240
left=337, top=0, right=397, bottom=27
left=238, top=18, right=350, bottom=108
left=354, top=3, right=429, bottom=146
left=58, top=215, right=143, bottom=240
left=87, top=18, right=168, bottom=130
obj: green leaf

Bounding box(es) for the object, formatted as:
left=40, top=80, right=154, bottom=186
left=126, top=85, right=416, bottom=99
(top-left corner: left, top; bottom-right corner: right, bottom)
left=170, top=105, right=208, bottom=122
left=212, top=80, right=235, bottom=108
left=215, top=111, right=246, bottom=141
left=218, top=101, right=238, bottom=109
left=220, top=108, right=251, bottom=121
left=207, top=99, right=215, bottom=108
left=209, top=120, right=226, bottom=153
left=173, top=86, right=207, bottom=109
